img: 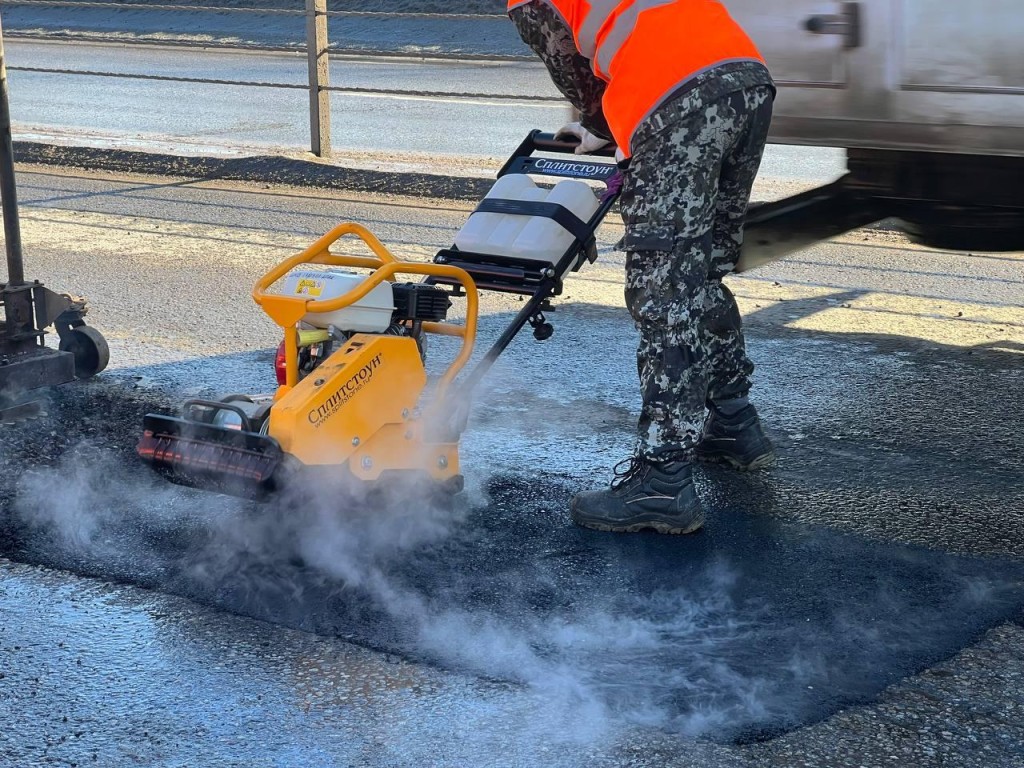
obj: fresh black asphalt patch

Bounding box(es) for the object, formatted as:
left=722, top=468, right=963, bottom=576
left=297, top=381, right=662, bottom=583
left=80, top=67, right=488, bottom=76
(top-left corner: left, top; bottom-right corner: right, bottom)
left=2, top=383, right=1023, bottom=744
left=2, top=322, right=1023, bottom=745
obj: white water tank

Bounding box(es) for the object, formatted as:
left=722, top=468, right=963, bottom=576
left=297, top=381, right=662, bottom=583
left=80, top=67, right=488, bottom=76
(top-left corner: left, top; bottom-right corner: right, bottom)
left=454, top=175, right=536, bottom=258
left=509, top=180, right=599, bottom=265
left=454, top=176, right=599, bottom=264
left=281, top=269, right=394, bottom=332
left=488, top=185, right=548, bottom=256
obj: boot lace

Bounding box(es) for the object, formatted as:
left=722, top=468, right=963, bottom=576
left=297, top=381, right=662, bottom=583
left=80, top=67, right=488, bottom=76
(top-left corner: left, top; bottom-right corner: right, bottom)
left=610, top=456, right=647, bottom=490
left=611, top=451, right=691, bottom=489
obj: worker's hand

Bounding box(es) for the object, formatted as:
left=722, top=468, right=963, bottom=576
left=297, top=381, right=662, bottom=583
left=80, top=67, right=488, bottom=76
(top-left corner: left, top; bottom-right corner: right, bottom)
left=555, top=121, right=611, bottom=155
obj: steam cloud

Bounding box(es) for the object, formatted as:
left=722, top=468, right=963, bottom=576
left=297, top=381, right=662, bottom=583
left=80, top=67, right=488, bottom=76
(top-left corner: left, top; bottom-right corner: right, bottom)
left=11, top=440, right=783, bottom=752
left=12, top=434, right=1022, bottom=760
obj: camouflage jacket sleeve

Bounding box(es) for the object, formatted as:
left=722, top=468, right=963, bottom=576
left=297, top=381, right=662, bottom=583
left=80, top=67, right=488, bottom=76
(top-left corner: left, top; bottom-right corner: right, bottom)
left=509, top=1, right=612, bottom=141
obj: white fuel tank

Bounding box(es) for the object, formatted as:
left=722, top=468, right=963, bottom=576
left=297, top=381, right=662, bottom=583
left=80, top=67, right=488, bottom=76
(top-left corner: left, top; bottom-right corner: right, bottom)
left=281, top=269, right=394, bottom=332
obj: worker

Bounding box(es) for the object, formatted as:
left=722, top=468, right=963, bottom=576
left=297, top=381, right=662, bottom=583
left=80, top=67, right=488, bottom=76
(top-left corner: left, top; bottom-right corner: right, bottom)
left=508, top=0, right=777, bottom=535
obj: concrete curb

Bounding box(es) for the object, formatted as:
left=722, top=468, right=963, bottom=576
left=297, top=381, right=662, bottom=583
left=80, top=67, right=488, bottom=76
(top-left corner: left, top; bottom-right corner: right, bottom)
left=13, top=140, right=495, bottom=202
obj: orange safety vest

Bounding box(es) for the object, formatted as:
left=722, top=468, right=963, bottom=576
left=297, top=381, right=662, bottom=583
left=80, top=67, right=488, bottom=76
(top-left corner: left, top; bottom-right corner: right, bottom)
left=508, top=0, right=765, bottom=156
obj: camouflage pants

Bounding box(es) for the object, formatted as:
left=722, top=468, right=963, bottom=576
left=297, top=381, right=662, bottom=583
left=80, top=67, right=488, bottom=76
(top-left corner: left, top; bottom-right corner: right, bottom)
left=619, top=85, right=774, bottom=457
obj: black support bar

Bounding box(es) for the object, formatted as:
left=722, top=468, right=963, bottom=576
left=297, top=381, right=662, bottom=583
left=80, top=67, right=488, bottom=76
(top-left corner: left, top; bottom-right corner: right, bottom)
left=736, top=176, right=888, bottom=273
left=0, top=15, right=23, bottom=288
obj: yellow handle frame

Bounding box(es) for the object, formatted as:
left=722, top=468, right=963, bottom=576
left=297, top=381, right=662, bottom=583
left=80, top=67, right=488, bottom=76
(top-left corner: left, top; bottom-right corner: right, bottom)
left=253, top=222, right=478, bottom=394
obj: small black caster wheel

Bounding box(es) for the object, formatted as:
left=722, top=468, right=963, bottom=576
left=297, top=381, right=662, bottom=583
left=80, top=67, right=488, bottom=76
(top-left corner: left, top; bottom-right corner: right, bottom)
left=533, top=322, right=554, bottom=341
left=59, top=325, right=110, bottom=379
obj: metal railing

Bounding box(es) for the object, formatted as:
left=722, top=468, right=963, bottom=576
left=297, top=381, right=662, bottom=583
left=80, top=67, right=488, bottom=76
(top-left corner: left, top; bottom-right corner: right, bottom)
left=0, top=0, right=566, bottom=157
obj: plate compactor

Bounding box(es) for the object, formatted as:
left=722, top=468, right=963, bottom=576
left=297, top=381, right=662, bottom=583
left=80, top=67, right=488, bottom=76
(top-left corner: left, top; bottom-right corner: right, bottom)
left=137, top=133, right=621, bottom=499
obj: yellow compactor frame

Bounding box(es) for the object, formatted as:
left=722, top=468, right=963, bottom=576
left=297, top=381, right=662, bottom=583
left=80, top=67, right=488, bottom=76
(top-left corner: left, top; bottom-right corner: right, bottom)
left=252, top=223, right=478, bottom=484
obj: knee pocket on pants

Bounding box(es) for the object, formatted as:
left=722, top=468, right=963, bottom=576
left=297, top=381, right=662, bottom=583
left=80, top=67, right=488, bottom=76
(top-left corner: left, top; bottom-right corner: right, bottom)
left=625, top=232, right=715, bottom=293
left=617, top=224, right=676, bottom=253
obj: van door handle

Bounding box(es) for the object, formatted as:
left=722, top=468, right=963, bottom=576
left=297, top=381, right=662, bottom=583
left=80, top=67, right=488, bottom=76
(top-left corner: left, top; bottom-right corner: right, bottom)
left=804, top=1, right=862, bottom=49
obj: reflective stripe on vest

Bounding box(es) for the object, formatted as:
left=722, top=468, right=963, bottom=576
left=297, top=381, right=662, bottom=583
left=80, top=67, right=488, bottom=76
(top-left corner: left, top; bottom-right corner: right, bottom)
left=509, top=0, right=766, bottom=156
left=597, top=0, right=675, bottom=76
left=575, top=0, right=612, bottom=58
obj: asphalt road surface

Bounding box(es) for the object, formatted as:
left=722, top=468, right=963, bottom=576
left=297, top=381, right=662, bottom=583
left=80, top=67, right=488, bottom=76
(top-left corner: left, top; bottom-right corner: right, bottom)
left=5, top=39, right=846, bottom=181
left=0, top=167, right=1022, bottom=767
left=2, top=3, right=525, bottom=58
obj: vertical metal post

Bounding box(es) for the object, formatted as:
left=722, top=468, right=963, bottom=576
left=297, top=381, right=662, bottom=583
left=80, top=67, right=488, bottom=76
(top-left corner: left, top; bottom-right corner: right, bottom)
left=305, top=0, right=331, bottom=158
left=0, top=14, right=25, bottom=286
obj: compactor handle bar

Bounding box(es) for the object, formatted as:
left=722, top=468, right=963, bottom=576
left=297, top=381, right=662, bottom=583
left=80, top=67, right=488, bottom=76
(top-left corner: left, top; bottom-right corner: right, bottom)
left=498, top=130, right=622, bottom=185
left=428, top=130, right=623, bottom=438
left=252, top=222, right=479, bottom=391
left=519, top=131, right=618, bottom=159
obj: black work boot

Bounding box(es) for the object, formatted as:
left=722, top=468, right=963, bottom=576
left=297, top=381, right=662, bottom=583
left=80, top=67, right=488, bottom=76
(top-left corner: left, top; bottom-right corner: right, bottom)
left=570, top=455, right=705, bottom=535
left=695, top=400, right=776, bottom=471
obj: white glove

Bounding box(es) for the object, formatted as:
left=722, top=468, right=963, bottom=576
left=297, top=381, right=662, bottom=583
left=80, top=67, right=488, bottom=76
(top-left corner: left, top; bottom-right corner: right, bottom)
left=555, top=121, right=611, bottom=155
